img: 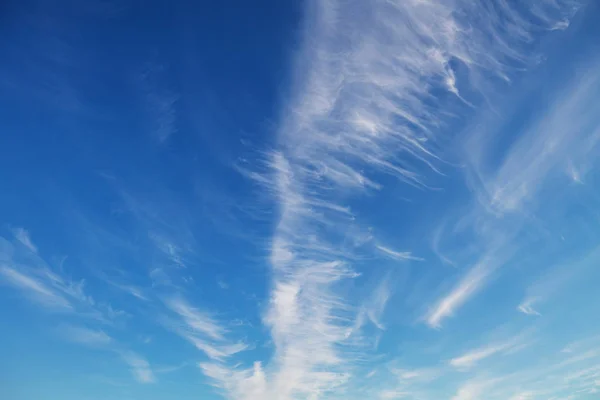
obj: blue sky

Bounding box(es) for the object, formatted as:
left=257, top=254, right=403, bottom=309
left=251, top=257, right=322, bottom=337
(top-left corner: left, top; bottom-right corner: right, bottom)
left=1, top=0, right=600, bottom=399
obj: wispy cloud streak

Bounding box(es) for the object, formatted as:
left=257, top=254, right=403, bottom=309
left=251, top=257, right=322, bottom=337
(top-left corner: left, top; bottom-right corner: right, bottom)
left=0, top=233, right=155, bottom=384
left=13, top=227, right=38, bottom=253
left=120, top=351, right=156, bottom=383
left=425, top=258, right=494, bottom=328
left=376, top=245, right=422, bottom=262
left=59, top=325, right=113, bottom=346
left=450, top=335, right=528, bottom=369
left=164, top=296, right=248, bottom=361
left=465, top=61, right=600, bottom=215
left=426, top=58, right=600, bottom=327
left=202, top=0, right=581, bottom=398
left=0, top=264, right=73, bottom=309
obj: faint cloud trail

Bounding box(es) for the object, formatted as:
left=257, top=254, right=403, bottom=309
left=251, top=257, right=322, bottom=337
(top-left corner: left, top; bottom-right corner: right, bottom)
left=196, top=0, right=583, bottom=398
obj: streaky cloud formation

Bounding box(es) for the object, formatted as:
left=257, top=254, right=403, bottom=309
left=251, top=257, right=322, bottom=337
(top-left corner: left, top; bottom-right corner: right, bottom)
left=0, top=232, right=155, bottom=385
left=59, top=324, right=113, bottom=346
left=200, top=0, right=590, bottom=398
left=12, top=227, right=38, bottom=254
left=119, top=351, right=156, bottom=384
left=449, top=332, right=529, bottom=369
left=2, top=1, right=600, bottom=399
left=0, top=264, right=73, bottom=310
left=164, top=296, right=248, bottom=361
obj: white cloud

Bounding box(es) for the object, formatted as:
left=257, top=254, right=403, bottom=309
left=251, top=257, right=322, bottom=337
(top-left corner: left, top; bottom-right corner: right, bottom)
left=464, top=58, right=600, bottom=215
left=418, top=11, right=600, bottom=331
left=376, top=245, right=423, bottom=262
left=0, top=233, right=78, bottom=310
left=0, top=237, right=160, bottom=386
left=60, top=325, right=113, bottom=346
left=509, top=391, right=535, bottom=400
left=188, top=339, right=248, bottom=360
left=449, top=335, right=527, bottom=369
left=205, top=0, right=583, bottom=398
left=120, top=351, right=155, bottom=383
left=445, top=335, right=600, bottom=399
left=106, top=279, right=149, bottom=301
left=0, top=265, right=72, bottom=310
left=425, top=261, right=490, bottom=328
left=58, top=324, right=157, bottom=385
left=0, top=235, right=130, bottom=330
left=361, top=278, right=393, bottom=331
left=452, top=379, right=499, bottom=400
left=13, top=227, right=38, bottom=253
left=149, top=233, right=187, bottom=268
left=517, top=245, right=600, bottom=319
left=450, top=345, right=502, bottom=369
left=199, top=361, right=267, bottom=400
left=163, top=295, right=248, bottom=362
left=165, top=296, right=226, bottom=341
left=517, top=299, right=541, bottom=316
left=424, top=226, right=523, bottom=328
left=379, top=389, right=410, bottom=399
left=3, top=0, right=583, bottom=397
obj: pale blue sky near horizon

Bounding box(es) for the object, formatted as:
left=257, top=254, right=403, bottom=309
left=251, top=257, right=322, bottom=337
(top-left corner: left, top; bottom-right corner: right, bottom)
left=2, top=1, right=600, bottom=399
